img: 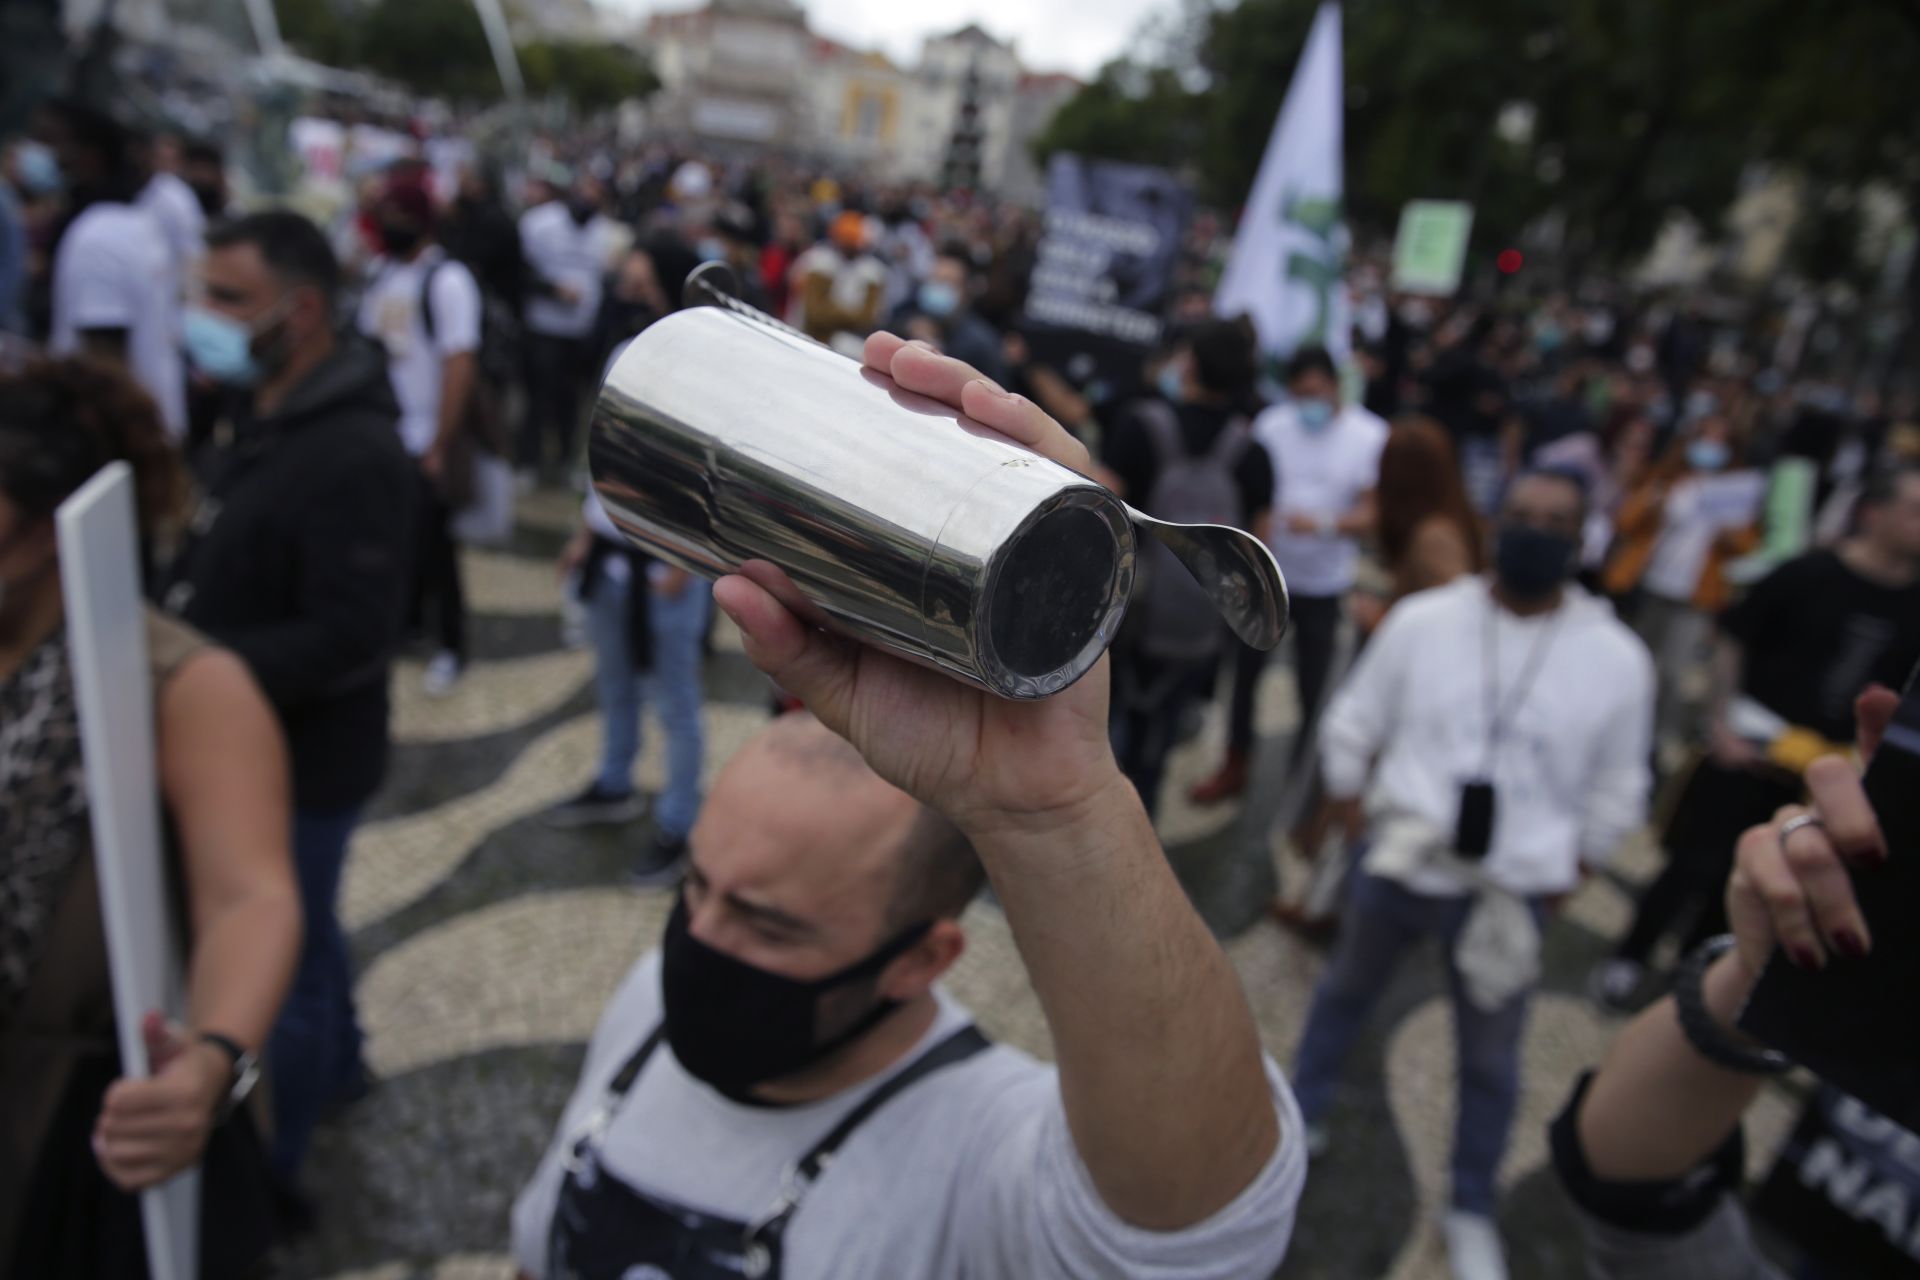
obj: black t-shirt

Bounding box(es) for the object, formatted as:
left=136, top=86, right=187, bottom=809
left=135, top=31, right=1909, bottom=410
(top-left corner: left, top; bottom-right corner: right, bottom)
left=1721, top=549, right=1920, bottom=743
left=1101, top=397, right=1275, bottom=528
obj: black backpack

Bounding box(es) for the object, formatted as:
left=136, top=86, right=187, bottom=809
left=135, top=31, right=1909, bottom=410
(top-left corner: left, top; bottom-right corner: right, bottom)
left=1131, top=399, right=1253, bottom=662
left=420, top=254, right=522, bottom=401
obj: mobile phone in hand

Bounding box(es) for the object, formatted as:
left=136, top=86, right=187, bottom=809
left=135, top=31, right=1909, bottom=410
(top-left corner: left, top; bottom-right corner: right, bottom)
left=1739, top=664, right=1920, bottom=1132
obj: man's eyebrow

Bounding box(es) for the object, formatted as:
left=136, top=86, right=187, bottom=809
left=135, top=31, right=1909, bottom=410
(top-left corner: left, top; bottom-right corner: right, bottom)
left=724, top=890, right=821, bottom=938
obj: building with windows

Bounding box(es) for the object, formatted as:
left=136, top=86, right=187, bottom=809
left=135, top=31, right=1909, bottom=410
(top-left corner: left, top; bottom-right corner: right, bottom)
left=897, top=24, right=1020, bottom=188
left=635, top=5, right=1076, bottom=194
left=644, top=0, right=810, bottom=148
left=804, top=37, right=910, bottom=174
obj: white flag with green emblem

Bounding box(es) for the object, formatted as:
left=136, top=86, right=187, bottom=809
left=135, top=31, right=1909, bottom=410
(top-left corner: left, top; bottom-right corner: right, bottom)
left=1214, top=1, right=1349, bottom=368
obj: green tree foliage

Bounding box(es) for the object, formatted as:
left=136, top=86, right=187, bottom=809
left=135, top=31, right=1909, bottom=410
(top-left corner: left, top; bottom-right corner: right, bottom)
left=271, top=0, right=354, bottom=64
left=1035, top=0, right=1920, bottom=270
left=518, top=40, right=660, bottom=113
left=353, top=0, right=499, bottom=100
left=272, top=0, right=659, bottom=110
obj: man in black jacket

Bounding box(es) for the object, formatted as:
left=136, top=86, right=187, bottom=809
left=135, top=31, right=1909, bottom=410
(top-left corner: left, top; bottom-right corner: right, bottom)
left=162, top=211, right=415, bottom=1181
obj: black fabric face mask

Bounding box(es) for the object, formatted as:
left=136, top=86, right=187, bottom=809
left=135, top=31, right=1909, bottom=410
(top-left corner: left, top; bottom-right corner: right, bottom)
left=380, top=222, right=423, bottom=257
left=660, top=892, right=931, bottom=1101
left=1493, top=524, right=1577, bottom=601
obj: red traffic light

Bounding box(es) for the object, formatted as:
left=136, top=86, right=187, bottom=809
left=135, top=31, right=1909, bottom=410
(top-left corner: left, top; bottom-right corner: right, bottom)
left=1496, top=248, right=1524, bottom=274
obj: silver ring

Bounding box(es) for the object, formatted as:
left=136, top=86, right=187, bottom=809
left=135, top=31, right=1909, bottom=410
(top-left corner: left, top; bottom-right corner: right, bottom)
left=1778, top=812, right=1823, bottom=849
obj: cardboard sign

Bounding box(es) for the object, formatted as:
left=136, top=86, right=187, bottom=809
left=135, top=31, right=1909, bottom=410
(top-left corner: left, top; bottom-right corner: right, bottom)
left=1022, top=153, right=1192, bottom=403
left=1754, top=1087, right=1920, bottom=1274
left=1391, top=201, right=1475, bottom=296
left=55, top=463, right=199, bottom=1280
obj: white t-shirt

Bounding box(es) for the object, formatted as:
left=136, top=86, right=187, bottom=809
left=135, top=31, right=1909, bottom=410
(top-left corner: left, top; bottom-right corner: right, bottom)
left=50, top=202, right=186, bottom=437
left=1319, top=577, right=1655, bottom=897
left=520, top=201, right=619, bottom=338
left=136, top=171, right=206, bottom=283
left=1254, top=401, right=1389, bottom=597
left=511, top=952, right=1306, bottom=1280
left=357, top=250, right=481, bottom=457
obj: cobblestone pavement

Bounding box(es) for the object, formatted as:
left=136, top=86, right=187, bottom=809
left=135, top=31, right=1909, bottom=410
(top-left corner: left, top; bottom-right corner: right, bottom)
left=280, top=492, right=1802, bottom=1280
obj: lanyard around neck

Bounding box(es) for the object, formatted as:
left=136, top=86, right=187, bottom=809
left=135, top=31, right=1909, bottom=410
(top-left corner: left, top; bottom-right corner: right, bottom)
left=1481, top=587, right=1563, bottom=775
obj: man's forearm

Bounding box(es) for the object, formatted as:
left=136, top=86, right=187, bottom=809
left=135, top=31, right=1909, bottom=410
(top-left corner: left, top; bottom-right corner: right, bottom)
left=434, top=354, right=477, bottom=455
left=959, top=769, right=1279, bottom=1229
left=1336, top=491, right=1376, bottom=537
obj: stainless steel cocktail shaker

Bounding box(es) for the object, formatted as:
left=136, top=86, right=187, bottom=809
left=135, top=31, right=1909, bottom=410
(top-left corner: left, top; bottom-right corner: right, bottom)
left=589, top=303, right=1137, bottom=698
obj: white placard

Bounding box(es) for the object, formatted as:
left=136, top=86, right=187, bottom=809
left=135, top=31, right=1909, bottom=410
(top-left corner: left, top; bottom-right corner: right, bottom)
left=56, top=462, right=199, bottom=1280
left=1695, top=469, right=1768, bottom=529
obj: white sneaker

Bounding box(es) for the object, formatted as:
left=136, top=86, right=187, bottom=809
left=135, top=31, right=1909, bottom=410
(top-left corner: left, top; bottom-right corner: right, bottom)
left=422, top=650, right=464, bottom=698
left=1443, top=1210, right=1508, bottom=1280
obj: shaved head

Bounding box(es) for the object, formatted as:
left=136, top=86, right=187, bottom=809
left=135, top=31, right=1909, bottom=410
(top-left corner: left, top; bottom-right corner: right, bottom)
left=737, top=714, right=986, bottom=928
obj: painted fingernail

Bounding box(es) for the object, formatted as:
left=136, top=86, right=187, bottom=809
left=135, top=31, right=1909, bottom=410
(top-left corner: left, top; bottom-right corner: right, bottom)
left=1833, top=929, right=1869, bottom=960
left=1790, top=945, right=1825, bottom=970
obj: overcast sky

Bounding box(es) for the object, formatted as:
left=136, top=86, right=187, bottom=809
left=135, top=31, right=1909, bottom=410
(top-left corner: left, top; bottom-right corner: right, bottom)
left=596, top=0, right=1169, bottom=78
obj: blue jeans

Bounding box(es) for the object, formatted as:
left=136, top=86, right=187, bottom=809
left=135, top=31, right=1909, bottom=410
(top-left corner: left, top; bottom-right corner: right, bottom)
left=268, top=806, right=365, bottom=1179
left=588, top=566, right=710, bottom=838
left=1291, top=870, right=1540, bottom=1214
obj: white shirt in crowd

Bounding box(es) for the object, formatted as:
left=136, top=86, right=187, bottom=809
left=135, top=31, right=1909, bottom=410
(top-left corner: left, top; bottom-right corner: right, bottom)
left=356, top=249, right=481, bottom=457
left=1254, top=400, right=1389, bottom=597
left=1320, top=576, right=1654, bottom=898
left=50, top=201, right=186, bottom=437
left=519, top=200, right=620, bottom=339
left=511, top=952, right=1307, bottom=1280
left=136, top=170, right=206, bottom=284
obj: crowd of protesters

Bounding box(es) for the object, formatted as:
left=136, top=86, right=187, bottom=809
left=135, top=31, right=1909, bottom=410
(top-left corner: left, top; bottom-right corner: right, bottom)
left=2, top=85, right=1918, bottom=1280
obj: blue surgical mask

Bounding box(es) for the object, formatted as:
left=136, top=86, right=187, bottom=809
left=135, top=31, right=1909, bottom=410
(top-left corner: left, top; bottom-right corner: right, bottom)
left=183, top=307, right=262, bottom=385
left=1297, top=398, right=1335, bottom=431
left=696, top=238, right=727, bottom=263
left=1156, top=364, right=1185, bottom=403
left=1687, top=439, right=1730, bottom=472
left=917, top=280, right=960, bottom=318
left=13, top=141, right=60, bottom=195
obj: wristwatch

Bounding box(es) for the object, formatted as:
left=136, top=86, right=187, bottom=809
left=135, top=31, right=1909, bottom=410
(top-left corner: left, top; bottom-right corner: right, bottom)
left=1673, top=936, right=1791, bottom=1076
left=199, top=1031, right=262, bottom=1122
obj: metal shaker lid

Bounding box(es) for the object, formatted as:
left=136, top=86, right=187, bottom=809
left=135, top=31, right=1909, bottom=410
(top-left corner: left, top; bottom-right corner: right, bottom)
left=970, top=484, right=1135, bottom=699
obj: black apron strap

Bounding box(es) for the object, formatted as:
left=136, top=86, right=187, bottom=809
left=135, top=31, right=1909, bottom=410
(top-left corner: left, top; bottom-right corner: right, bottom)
left=795, top=1024, right=989, bottom=1181
left=741, top=1024, right=991, bottom=1270
left=607, top=1024, right=668, bottom=1100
